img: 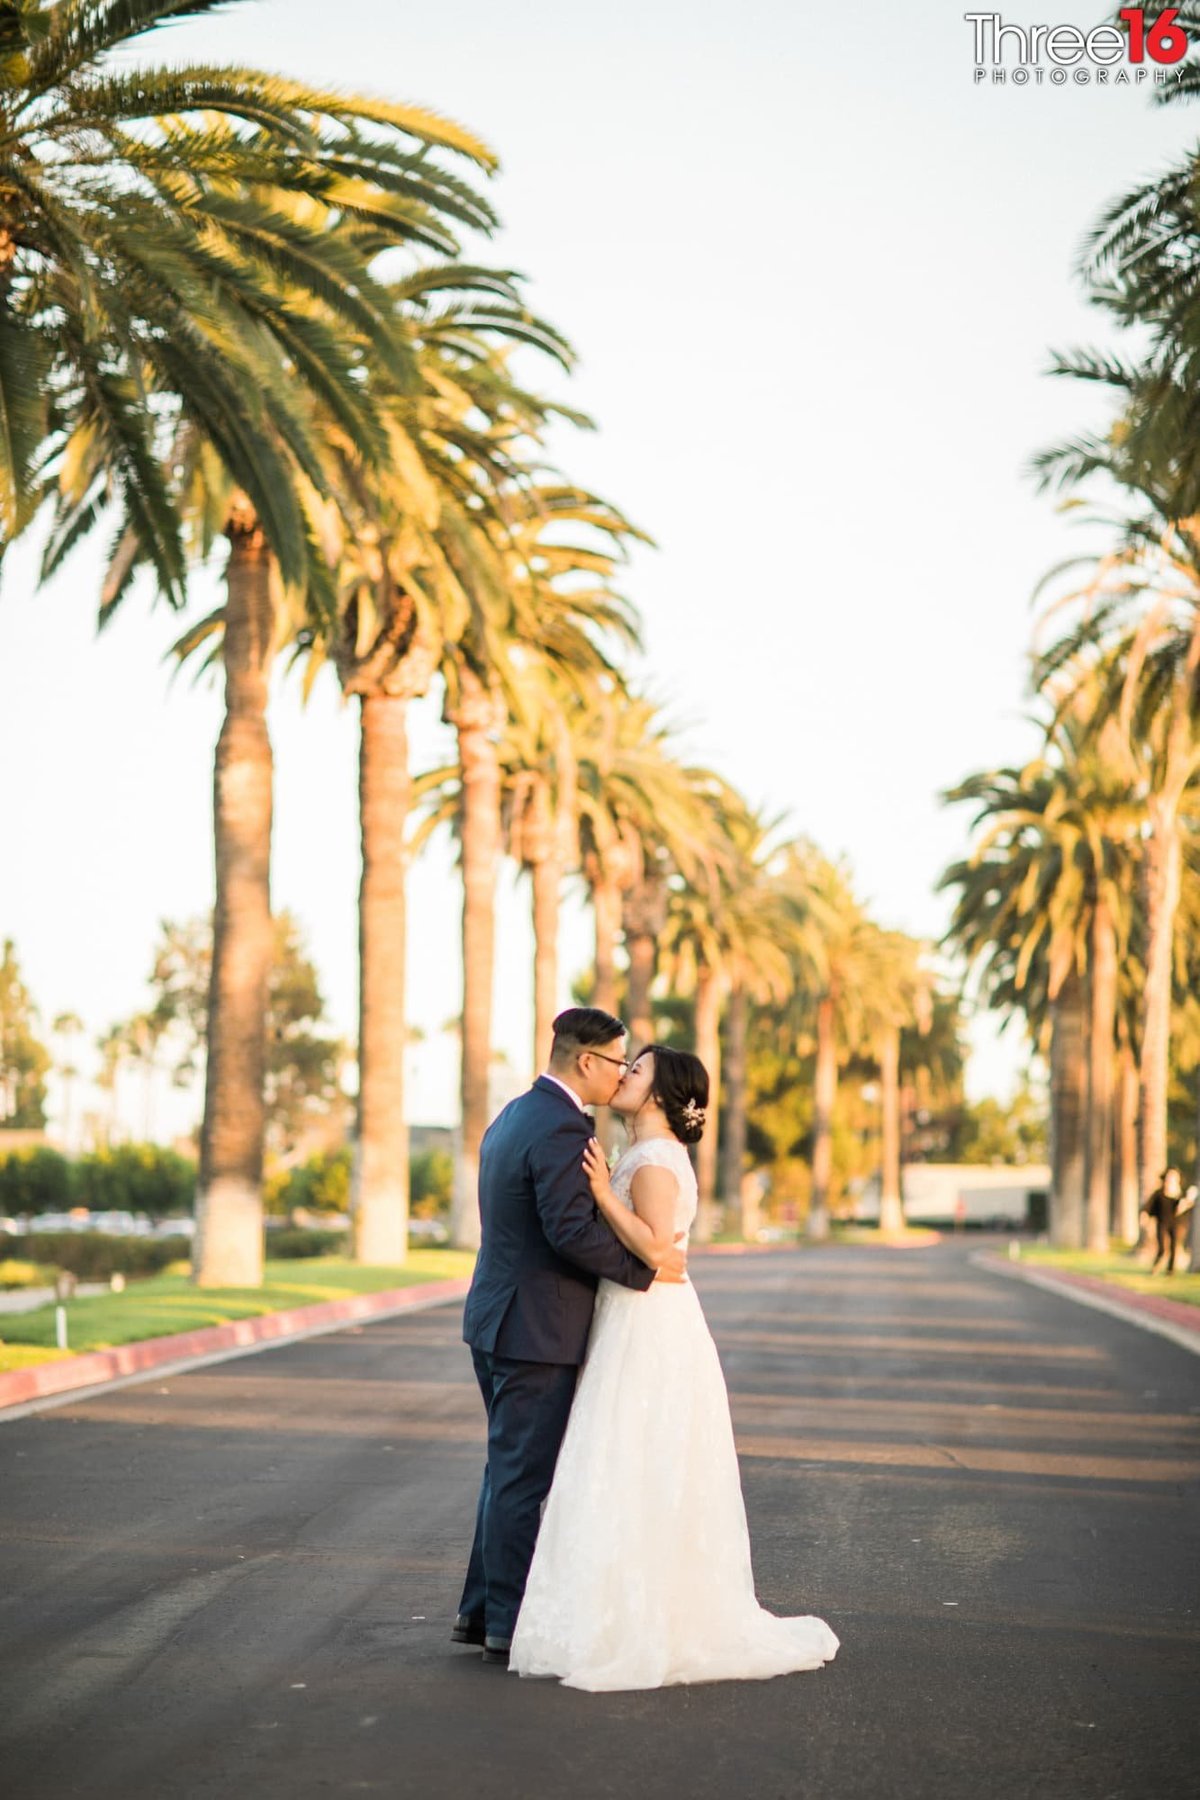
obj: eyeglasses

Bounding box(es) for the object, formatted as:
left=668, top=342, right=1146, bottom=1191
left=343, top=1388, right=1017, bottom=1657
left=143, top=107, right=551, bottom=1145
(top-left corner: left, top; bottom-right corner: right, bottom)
left=582, top=1051, right=629, bottom=1074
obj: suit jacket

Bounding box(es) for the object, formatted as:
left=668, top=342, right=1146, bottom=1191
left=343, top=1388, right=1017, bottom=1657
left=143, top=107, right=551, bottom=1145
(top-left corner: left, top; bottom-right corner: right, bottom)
left=462, top=1076, right=656, bottom=1364
left=1146, top=1185, right=1181, bottom=1228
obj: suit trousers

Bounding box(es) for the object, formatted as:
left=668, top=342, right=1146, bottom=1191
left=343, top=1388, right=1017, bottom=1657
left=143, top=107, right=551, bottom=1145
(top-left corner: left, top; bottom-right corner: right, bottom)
left=1154, top=1215, right=1180, bottom=1272
left=459, top=1347, right=579, bottom=1639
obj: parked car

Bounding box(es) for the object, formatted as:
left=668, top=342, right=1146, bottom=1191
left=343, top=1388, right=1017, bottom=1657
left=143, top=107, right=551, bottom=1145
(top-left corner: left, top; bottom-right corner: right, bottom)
left=151, top=1217, right=196, bottom=1239
left=88, top=1210, right=145, bottom=1236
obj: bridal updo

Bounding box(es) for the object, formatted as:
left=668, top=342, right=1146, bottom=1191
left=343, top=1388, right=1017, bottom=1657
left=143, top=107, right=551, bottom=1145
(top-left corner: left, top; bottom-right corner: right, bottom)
left=641, top=1043, right=710, bottom=1145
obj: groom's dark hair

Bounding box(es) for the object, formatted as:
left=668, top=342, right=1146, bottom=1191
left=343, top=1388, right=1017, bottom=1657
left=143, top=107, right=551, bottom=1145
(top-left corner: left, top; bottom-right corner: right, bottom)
left=549, top=1006, right=626, bottom=1067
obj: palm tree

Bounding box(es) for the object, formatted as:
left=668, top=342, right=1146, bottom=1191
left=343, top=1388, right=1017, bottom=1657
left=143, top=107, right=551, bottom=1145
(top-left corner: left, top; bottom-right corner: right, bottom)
left=780, top=847, right=876, bottom=1242
left=119, top=1011, right=169, bottom=1141
left=1112, top=1032, right=1141, bottom=1244
left=659, top=812, right=794, bottom=1232
left=1032, top=537, right=1200, bottom=1216
left=941, top=712, right=1138, bottom=1250
left=573, top=695, right=732, bottom=1036
left=499, top=677, right=581, bottom=1072
left=304, top=311, right=580, bottom=1264
left=858, top=930, right=932, bottom=1236
left=51, top=1010, right=83, bottom=1151
left=2, top=0, right=497, bottom=572
left=94, top=1021, right=127, bottom=1146
left=15, top=4, right=503, bottom=1286
left=414, top=490, right=644, bottom=1246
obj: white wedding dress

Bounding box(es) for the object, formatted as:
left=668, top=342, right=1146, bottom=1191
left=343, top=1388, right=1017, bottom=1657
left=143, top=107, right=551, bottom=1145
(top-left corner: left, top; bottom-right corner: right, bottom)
left=509, top=1136, right=840, bottom=1691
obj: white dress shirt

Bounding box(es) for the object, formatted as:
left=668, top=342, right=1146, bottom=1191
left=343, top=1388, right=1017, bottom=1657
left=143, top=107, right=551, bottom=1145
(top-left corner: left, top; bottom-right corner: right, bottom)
left=541, top=1072, right=588, bottom=1112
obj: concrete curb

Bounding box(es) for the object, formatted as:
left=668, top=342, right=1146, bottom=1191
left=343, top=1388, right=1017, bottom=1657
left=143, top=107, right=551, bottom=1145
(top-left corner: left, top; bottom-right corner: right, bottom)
left=0, top=1277, right=471, bottom=1417
left=974, top=1253, right=1200, bottom=1358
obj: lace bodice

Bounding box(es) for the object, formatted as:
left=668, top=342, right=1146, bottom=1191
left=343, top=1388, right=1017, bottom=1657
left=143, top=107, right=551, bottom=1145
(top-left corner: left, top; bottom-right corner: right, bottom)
left=609, top=1137, right=698, bottom=1242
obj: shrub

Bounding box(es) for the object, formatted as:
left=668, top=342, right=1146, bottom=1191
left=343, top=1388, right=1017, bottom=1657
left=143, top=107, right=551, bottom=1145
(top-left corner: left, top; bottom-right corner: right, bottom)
left=266, top=1145, right=455, bottom=1222
left=410, top=1149, right=453, bottom=1219
left=0, top=1258, right=56, bottom=1289
left=0, top=1146, right=78, bottom=1214
left=267, top=1227, right=348, bottom=1259
left=75, top=1145, right=196, bottom=1219
left=5, top=1232, right=191, bottom=1279
left=265, top=1149, right=351, bottom=1218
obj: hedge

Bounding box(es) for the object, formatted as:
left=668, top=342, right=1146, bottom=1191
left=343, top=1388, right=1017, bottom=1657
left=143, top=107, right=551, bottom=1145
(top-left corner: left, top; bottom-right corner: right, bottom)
left=267, top=1227, right=349, bottom=1259
left=0, top=1143, right=195, bottom=1219
left=4, top=1232, right=192, bottom=1280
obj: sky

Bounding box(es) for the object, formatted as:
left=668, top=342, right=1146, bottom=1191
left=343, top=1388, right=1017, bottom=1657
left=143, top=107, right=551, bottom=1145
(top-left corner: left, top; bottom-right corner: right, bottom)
left=4, top=0, right=1198, bottom=1142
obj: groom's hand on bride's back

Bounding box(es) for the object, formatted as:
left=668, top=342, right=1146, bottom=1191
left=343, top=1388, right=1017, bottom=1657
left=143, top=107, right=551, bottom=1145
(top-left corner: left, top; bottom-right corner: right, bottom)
left=653, top=1234, right=688, bottom=1284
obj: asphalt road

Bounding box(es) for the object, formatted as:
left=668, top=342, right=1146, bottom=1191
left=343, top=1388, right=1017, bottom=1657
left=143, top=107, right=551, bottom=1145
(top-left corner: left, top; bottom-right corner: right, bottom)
left=2, top=1242, right=1198, bottom=1800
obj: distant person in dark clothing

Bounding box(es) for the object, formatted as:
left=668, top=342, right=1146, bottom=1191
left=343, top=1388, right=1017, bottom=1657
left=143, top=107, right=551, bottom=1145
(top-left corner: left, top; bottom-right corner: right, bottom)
left=1143, top=1167, right=1184, bottom=1273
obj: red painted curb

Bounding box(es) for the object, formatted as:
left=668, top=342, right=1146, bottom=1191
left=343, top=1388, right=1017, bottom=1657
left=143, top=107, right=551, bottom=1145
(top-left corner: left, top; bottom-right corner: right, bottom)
left=0, top=1277, right=471, bottom=1411
left=1034, top=1266, right=1200, bottom=1335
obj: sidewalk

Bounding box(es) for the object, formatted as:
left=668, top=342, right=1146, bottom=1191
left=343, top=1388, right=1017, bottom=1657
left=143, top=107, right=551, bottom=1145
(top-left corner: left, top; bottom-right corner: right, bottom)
left=0, top=1282, right=109, bottom=1315
left=977, top=1252, right=1200, bottom=1356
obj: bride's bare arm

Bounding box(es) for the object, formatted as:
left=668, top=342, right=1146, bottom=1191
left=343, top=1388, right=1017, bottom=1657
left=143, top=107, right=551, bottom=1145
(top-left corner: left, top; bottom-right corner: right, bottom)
left=582, top=1139, right=687, bottom=1281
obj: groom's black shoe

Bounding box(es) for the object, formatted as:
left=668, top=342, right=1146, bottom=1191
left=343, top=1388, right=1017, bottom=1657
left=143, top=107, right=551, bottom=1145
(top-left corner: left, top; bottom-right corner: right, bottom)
left=481, top=1634, right=512, bottom=1666
left=451, top=1615, right=487, bottom=1647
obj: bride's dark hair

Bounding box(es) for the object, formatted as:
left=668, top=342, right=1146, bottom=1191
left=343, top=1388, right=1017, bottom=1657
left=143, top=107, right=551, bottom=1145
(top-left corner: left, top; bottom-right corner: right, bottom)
left=638, top=1044, right=709, bottom=1145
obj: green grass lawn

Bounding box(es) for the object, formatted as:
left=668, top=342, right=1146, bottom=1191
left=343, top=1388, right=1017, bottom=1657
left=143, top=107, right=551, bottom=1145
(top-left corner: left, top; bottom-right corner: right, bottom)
left=0, top=1249, right=475, bottom=1363
left=1017, top=1246, right=1200, bottom=1309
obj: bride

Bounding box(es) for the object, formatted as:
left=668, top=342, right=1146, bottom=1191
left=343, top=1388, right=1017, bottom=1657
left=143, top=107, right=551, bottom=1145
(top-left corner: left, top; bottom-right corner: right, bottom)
left=509, top=1043, right=839, bottom=1691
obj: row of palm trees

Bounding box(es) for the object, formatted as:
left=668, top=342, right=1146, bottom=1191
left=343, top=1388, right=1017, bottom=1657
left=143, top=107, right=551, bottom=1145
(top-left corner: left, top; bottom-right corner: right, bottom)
left=940, top=54, right=1200, bottom=1249
left=417, top=681, right=940, bottom=1245
left=3, top=0, right=601, bottom=1279
left=3, top=4, right=940, bottom=1281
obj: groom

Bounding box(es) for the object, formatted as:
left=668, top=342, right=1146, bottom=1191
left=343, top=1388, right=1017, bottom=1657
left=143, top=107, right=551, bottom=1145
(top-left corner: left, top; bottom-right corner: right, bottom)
left=454, top=1006, right=687, bottom=1664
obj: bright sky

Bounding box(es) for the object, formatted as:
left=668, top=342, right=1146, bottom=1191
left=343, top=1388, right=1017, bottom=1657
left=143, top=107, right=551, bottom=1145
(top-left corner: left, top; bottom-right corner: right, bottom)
left=4, top=1, right=1196, bottom=1141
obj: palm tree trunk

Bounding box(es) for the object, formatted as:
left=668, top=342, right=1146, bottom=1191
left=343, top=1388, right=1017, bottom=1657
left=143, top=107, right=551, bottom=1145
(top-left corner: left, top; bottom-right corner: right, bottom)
left=1112, top=1043, right=1141, bottom=1245
left=693, top=964, right=722, bottom=1240
left=194, top=520, right=274, bottom=1288
left=449, top=672, right=501, bottom=1251
left=531, top=850, right=560, bottom=1074
left=1085, top=895, right=1116, bottom=1254
left=878, top=1025, right=904, bottom=1236
left=352, top=692, right=410, bottom=1265
left=625, top=935, right=656, bottom=1050
left=720, top=983, right=749, bottom=1227
left=622, top=876, right=666, bottom=1052
left=808, top=992, right=836, bottom=1241
left=589, top=872, right=625, bottom=1155
left=1049, top=970, right=1086, bottom=1249
left=592, top=876, right=621, bottom=1017
left=1139, top=812, right=1182, bottom=1205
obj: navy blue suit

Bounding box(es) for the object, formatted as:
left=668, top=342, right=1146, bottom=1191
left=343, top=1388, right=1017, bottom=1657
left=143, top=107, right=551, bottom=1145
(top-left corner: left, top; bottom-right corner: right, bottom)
left=459, top=1076, right=655, bottom=1637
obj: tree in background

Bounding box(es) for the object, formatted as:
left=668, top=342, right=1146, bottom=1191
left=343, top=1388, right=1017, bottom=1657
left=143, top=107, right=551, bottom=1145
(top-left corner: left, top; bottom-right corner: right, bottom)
left=941, top=699, right=1141, bottom=1250
left=50, top=1011, right=83, bottom=1150
left=24, top=2, right=505, bottom=1288
left=0, top=939, right=49, bottom=1128
left=956, top=1080, right=1049, bottom=1166
left=140, top=912, right=347, bottom=1157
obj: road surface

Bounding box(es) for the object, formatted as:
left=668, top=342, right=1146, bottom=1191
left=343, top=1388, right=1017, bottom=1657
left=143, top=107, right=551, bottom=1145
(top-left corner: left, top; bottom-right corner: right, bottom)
left=2, top=1242, right=1198, bottom=1799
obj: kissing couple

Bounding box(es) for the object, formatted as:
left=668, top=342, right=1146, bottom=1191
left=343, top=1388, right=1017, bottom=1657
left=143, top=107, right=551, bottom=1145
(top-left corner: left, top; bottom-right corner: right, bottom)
left=454, top=1006, right=839, bottom=1691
